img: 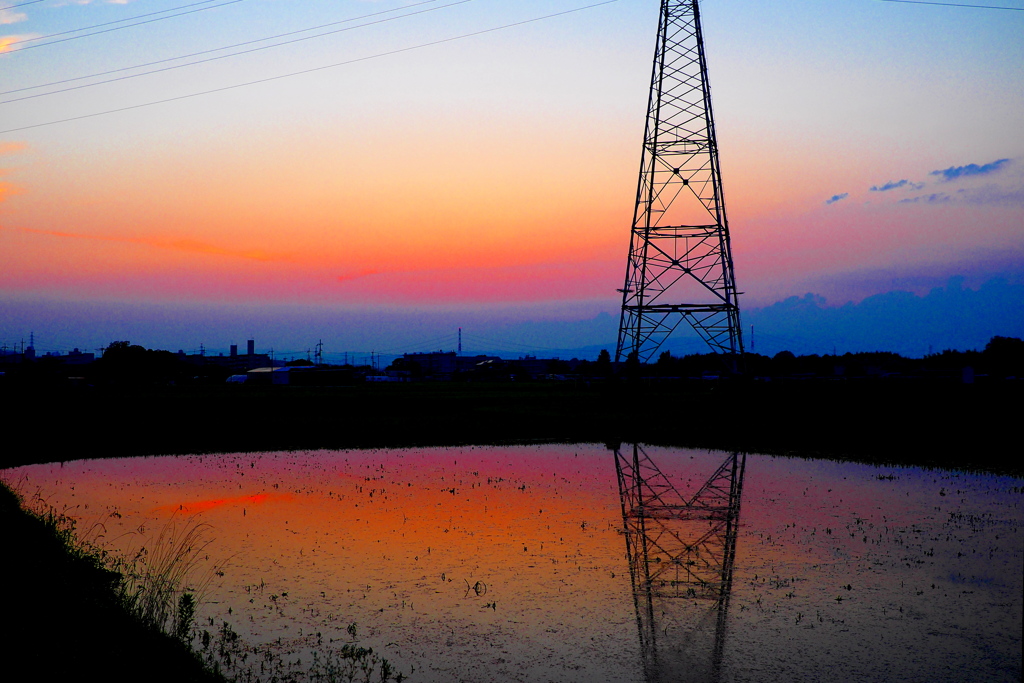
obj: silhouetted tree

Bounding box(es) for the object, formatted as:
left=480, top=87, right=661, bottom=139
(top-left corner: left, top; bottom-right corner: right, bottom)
left=92, top=341, right=187, bottom=386
left=984, top=336, right=1024, bottom=378
left=656, top=350, right=675, bottom=376
left=624, top=350, right=641, bottom=379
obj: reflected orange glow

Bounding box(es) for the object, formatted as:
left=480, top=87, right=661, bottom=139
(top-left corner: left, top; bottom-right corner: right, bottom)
left=151, top=492, right=293, bottom=515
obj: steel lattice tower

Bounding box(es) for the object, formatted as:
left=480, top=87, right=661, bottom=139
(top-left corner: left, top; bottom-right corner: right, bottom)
left=616, top=0, right=742, bottom=364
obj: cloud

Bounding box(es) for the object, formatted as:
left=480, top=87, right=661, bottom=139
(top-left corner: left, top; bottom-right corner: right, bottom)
left=868, top=179, right=926, bottom=192
left=0, top=142, right=27, bottom=156
left=961, top=184, right=1024, bottom=206
left=824, top=193, right=848, bottom=205
left=899, top=192, right=950, bottom=204
left=930, top=158, right=1011, bottom=182
left=15, top=227, right=288, bottom=262
left=897, top=183, right=1024, bottom=206
left=0, top=179, right=21, bottom=204
left=0, top=145, right=25, bottom=203
left=747, top=276, right=1024, bottom=357
left=0, top=35, right=35, bottom=53
left=0, top=9, right=27, bottom=25
left=870, top=179, right=909, bottom=192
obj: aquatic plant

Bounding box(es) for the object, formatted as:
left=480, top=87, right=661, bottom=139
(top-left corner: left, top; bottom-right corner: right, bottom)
left=194, top=621, right=406, bottom=683
left=177, top=592, right=198, bottom=641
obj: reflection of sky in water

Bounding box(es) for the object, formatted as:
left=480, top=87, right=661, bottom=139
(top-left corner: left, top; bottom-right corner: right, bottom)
left=5, top=446, right=1022, bottom=682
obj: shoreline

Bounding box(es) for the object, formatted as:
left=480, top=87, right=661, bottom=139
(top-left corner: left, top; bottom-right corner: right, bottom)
left=2, top=380, right=1020, bottom=477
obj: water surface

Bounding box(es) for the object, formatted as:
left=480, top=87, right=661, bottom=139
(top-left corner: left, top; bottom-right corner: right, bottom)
left=5, top=445, right=1021, bottom=682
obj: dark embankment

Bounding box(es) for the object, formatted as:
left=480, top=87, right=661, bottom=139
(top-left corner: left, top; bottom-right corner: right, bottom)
left=1, top=379, right=1020, bottom=476
left=0, top=484, right=222, bottom=682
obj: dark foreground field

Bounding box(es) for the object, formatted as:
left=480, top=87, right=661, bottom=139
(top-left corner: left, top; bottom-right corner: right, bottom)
left=1, top=378, right=1020, bottom=474
left=1, top=379, right=1020, bottom=681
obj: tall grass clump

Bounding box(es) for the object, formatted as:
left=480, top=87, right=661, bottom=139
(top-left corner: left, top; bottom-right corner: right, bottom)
left=115, top=515, right=218, bottom=638
left=12, top=482, right=218, bottom=642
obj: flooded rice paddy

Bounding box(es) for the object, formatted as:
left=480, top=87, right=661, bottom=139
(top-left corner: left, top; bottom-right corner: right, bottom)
left=4, top=445, right=1022, bottom=682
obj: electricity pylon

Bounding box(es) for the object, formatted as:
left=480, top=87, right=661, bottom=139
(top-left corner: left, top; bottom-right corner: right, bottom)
left=613, top=444, right=746, bottom=682
left=616, top=0, right=742, bottom=364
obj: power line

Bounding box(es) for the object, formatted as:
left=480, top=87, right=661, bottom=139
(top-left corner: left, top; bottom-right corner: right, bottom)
left=2, top=0, right=446, bottom=97
left=880, top=0, right=1024, bottom=10
left=1, top=0, right=45, bottom=9
left=8, top=0, right=222, bottom=46
left=1, top=0, right=476, bottom=105
left=461, top=332, right=575, bottom=353
left=381, top=333, right=459, bottom=355
left=0, top=0, right=621, bottom=135
left=6, top=0, right=246, bottom=52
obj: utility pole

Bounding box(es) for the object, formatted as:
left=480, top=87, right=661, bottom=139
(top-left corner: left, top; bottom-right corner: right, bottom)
left=616, top=0, right=743, bottom=366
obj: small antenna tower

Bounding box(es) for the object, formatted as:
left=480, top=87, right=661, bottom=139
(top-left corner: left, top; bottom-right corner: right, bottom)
left=458, top=328, right=462, bottom=355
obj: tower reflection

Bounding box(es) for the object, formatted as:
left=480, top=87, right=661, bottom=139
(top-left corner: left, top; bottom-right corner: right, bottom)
left=613, top=444, right=747, bottom=683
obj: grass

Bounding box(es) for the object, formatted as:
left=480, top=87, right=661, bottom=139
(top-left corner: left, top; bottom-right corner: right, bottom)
left=0, top=479, right=223, bottom=682
left=115, top=515, right=218, bottom=637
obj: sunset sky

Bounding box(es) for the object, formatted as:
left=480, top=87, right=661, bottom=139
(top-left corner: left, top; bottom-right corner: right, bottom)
left=1, top=0, right=1022, bottom=357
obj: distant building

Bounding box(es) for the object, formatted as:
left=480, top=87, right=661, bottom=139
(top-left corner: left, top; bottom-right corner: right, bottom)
left=181, top=339, right=273, bottom=372
left=400, top=351, right=502, bottom=379
left=244, top=365, right=356, bottom=386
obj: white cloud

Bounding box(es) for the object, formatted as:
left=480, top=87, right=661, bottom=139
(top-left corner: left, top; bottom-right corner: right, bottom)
left=0, top=9, right=28, bottom=25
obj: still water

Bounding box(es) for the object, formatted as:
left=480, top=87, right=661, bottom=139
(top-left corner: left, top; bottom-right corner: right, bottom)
left=5, top=445, right=1022, bottom=682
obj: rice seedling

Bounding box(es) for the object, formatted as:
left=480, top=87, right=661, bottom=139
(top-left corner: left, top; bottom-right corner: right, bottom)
left=194, top=621, right=406, bottom=683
